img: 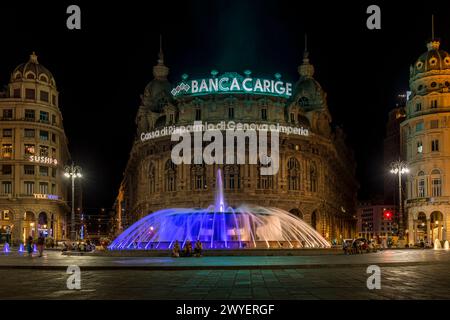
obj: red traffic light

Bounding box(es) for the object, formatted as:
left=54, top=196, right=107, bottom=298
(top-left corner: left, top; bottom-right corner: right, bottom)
left=384, top=210, right=393, bottom=220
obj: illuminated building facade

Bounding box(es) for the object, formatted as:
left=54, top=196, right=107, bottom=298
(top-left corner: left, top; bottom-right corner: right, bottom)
left=402, top=39, right=450, bottom=245
left=117, top=46, right=358, bottom=243
left=0, top=53, right=71, bottom=244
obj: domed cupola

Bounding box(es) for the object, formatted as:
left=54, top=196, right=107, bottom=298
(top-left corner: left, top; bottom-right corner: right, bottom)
left=142, top=41, right=174, bottom=113
left=291, top=49, right=327, bottom=111
left=10, top=52, right=56, bottom=87
left=410, top=40, right=450, bottom=79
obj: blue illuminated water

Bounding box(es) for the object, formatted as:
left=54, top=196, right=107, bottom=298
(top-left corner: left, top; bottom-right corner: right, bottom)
left=109, top=169, right=330, bottom=250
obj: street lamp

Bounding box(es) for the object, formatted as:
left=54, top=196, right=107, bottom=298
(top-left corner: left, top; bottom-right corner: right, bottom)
left=390, top=160, right=409, bottom=240
left=64, top=163, right=82, bottom=241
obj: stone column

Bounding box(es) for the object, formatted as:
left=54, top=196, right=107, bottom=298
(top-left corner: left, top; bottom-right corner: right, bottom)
left=426, top=219, right=431, bottom=245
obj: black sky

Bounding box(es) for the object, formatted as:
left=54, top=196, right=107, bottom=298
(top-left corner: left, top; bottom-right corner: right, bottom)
left=0, top=0, right=449, bottom=212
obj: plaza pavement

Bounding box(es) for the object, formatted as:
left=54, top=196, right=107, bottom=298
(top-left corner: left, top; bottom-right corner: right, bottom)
left=0, top=249, right=449, bottom=299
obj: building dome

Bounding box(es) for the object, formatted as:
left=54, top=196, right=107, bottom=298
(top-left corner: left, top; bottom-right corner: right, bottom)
left=10, top=52, right=55, bottom=85
left=142, top=49, right=173, bottom=112
left=411, top=40, right=450, bottom=78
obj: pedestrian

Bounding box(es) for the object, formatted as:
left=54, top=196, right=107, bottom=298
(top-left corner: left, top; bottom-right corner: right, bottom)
left=194, top=240, right=203, bottom=257
left=37, top=234, right=45, bottom=257
left=172, top=240, right=180, bottom=257
left=26, top=236, right=33, bottom=257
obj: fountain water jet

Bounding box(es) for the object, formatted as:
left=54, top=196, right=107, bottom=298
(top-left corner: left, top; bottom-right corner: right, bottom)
left=109, top=169, right=330, bottom=250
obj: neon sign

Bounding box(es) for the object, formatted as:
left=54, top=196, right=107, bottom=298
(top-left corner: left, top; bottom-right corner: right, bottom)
left=33, top=193, right=59, bottom=200
left=171, top=71, right=292, bottom=98
left=29, top=155, right=58, bottom=165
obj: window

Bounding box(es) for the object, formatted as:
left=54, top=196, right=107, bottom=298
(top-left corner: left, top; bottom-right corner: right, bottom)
left=224, top=165, right=240, bottom=190
left=24, top=165, right=35, bottom=175
left=2, top=210, right=10, bottom=220
left=40, top=130, right=49, bottom=141
left=39, top=182, right=48, bottom=194
left=417, top=141, right=423, bottom=154
left=39, top=111, right=49, bottom=123
left=228, top=107, right=234, bottom=119
left=13, top=88, right=21, bottom=98
left=415, top=103, right=422, bottom=112
left=415, top=122, right=424, bottom=132
left=431, top=139, right=439, bottom=152
left=165, top=160, right=177, bottom=192
left=430, top=120, right=439, bottom=129
left=39, top=166, right=49, bottom=176
left=51, top=184, right=56, bottom=194
left=52, top=94, right=56, bottom=106
left=51, top=133, right=56, bottom=143
left=24, top=182, right=34, bottom=195
left=3, top=129, right=12, bottom=137
left=24, top=129, right=35, bottom=138
left=431, top=100, right=438, bottom=108
left=432, top=178, right=442, bottom=197
left=310, top=164, right=318, bottom=193
left=1, top=165, right=12, bottom=175
left=195, top=109, right=201, bottom=121
left=51, top=114, right=56, bottom=125
left=261, top=108, right=267, bottom=120
left=418, top=172, right=425, bottom=198
left=25, top=109, right=35, bottom=121
left=3, top=109, right=13, bottom=119
left=39, top=90, right=49, bottom=102
left=25, top=88, right=35, bottom=100
left=51, top=167, right=56, bottom=178
left=24, top=144, right=35, bottom=155
left=1, top=182, right=12, bottom=195
left=51, top=148, right=56, bottom=157
left=290, top=113, right=295, bottom=123
left=39, top=146, right=49, bottom=157
left=2, top=144, right=13, bottom=158
left=287, top=158, right=300, bottom=190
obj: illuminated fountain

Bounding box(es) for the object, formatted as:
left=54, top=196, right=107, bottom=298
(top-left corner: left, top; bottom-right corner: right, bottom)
left=109, top=169, right=330, bottom=250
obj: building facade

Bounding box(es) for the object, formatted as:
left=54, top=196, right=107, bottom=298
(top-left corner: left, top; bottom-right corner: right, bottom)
left=0, top=53, right=71, bottom=244
left=357, top=203, right=397, bottom=239
left=402, top=39, right=450, bottom=245
left=117, top=47, right=358, bottom=243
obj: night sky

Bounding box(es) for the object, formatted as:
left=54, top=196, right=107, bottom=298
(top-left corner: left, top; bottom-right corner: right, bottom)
left=0, top=0, right=449, bottom=213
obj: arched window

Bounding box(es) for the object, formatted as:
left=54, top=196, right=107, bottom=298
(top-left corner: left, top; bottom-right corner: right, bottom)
left=417, top=171, right=425, bottom=198
left=224, top=165, right=240, bottom=190
left=258, top=162, right=273, bottom=190
left=431, top=169, right=442, bottom=197
left=287, top=157, right=300, bottom=190
left=164, top=160, right=177, bottom=192
left=191, top=163, right=206, bottom=190
left=310, top=163, right=317, bottom=192
left=148, top=163, right=156, bottom=193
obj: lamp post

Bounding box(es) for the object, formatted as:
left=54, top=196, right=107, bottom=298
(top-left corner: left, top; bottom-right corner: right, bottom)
left=64, top=163, right=82, bottom=241
left=390, top=160, right=409, bottom=240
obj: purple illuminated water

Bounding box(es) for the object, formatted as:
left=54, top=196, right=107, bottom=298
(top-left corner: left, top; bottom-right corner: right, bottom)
left=109, top=169, right=330, bottom=250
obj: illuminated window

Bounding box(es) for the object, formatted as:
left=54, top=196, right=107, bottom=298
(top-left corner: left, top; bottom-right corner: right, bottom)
left=24, top=144, right=35, bottom=155
left=418, top=171, right=425, bottom=198
left=39, top=111, right=49, bottom=123
left=2, top=144, right=13, bottom=158
left=40, top=130, right=49, bottom=141
left=39, top=146, right=49, bottom=157
left=39, top=182, right=48, bottom=194
left=417, top=141, right=423, bottom=154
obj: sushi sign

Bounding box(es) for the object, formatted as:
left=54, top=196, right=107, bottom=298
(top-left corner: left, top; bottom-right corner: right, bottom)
left=171, top=71, right=292, bottom=98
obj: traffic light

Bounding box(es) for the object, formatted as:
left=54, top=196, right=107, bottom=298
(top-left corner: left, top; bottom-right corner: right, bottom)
left=383, top=209, right=393, bottom=220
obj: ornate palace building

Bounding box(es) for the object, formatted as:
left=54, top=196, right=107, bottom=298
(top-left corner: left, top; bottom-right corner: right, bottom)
left=0, top=53, right=71, bottom=244
left=402, top=38, right=450, bottom=245
left=117, top=46, right=358, bottom=243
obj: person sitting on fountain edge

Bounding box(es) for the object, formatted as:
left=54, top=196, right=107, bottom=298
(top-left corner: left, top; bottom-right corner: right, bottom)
left=172, top=240, right=180, bottom=257
left=183, top=240, right=192, bottom=257
left=194, top=240, right=203, bottom=257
